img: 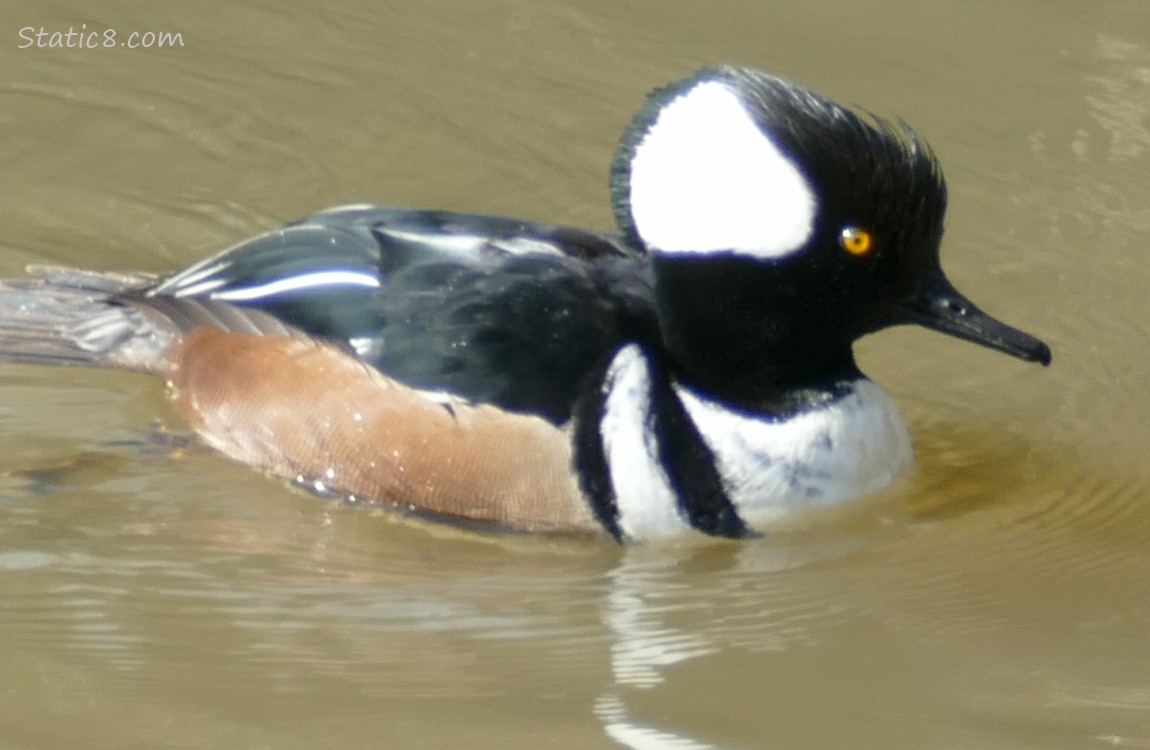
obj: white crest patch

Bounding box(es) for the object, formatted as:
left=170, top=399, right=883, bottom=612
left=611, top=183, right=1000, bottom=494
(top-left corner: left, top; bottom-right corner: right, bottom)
left=674, top=379, right=912, bottom=527
left=628, top=80, right=817, bottom=259
left=599, top=345, right=689, bottom=539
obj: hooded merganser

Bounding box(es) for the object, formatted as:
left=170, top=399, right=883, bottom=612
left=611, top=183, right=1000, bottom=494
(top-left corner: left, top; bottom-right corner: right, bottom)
left=0, top=65, right=1050, bottom=541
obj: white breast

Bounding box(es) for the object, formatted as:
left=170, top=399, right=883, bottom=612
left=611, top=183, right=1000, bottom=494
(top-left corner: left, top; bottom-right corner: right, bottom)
left=675, top=379, right=913, bottom=526
left=598, top=347, right=912, bottom=539
left=599, top=345, right=690, bottom=539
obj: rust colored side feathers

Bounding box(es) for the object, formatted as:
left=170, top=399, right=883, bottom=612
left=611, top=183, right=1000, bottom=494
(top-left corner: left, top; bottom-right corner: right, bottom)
left=165, top=329, right=600, bottom=534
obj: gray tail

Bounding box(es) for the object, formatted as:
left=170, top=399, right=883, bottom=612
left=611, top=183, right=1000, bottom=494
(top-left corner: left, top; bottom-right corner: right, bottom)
left=0, top=265, right=303, bottom=374
left=0, top=265, right=172, bottom=373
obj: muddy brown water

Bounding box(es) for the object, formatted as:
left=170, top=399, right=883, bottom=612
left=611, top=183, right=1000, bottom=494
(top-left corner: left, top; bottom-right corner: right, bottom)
left=2, top=1, right=1149, bottom=748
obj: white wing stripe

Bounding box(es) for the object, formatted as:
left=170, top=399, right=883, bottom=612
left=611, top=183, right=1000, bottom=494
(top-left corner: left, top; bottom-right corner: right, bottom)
left=170, top=276, right=228, bottom=297
left=209, top=270, right=381, bottom=302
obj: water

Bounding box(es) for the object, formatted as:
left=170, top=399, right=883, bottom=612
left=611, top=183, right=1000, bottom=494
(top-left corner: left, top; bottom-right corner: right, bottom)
left=2, top=0, right=1150, bottom=747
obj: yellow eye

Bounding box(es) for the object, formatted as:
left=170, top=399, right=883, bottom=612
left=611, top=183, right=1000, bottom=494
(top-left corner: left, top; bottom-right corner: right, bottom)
left=839, top=226, right=874, bottom=256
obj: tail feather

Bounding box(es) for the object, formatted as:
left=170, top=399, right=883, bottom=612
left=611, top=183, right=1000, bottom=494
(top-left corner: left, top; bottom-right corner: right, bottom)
left=25, top=264, right=156, bottom=293
left=0, top=270, right=169, bottom=372
left=0, top=265, right=302, bottom=374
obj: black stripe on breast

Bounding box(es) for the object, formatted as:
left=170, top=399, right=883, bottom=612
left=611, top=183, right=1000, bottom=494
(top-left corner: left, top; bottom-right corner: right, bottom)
left=571, top=369, right=624, bottom=542
left=647, top=360, right=754, bottom=539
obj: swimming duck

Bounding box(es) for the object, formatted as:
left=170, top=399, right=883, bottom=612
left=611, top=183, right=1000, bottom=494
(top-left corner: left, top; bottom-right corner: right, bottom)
left=0, top=65, right=1051, bottom=540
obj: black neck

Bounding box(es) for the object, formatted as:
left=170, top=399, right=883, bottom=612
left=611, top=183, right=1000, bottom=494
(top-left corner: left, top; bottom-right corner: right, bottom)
left=652, top=256, right=864, bottom=414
